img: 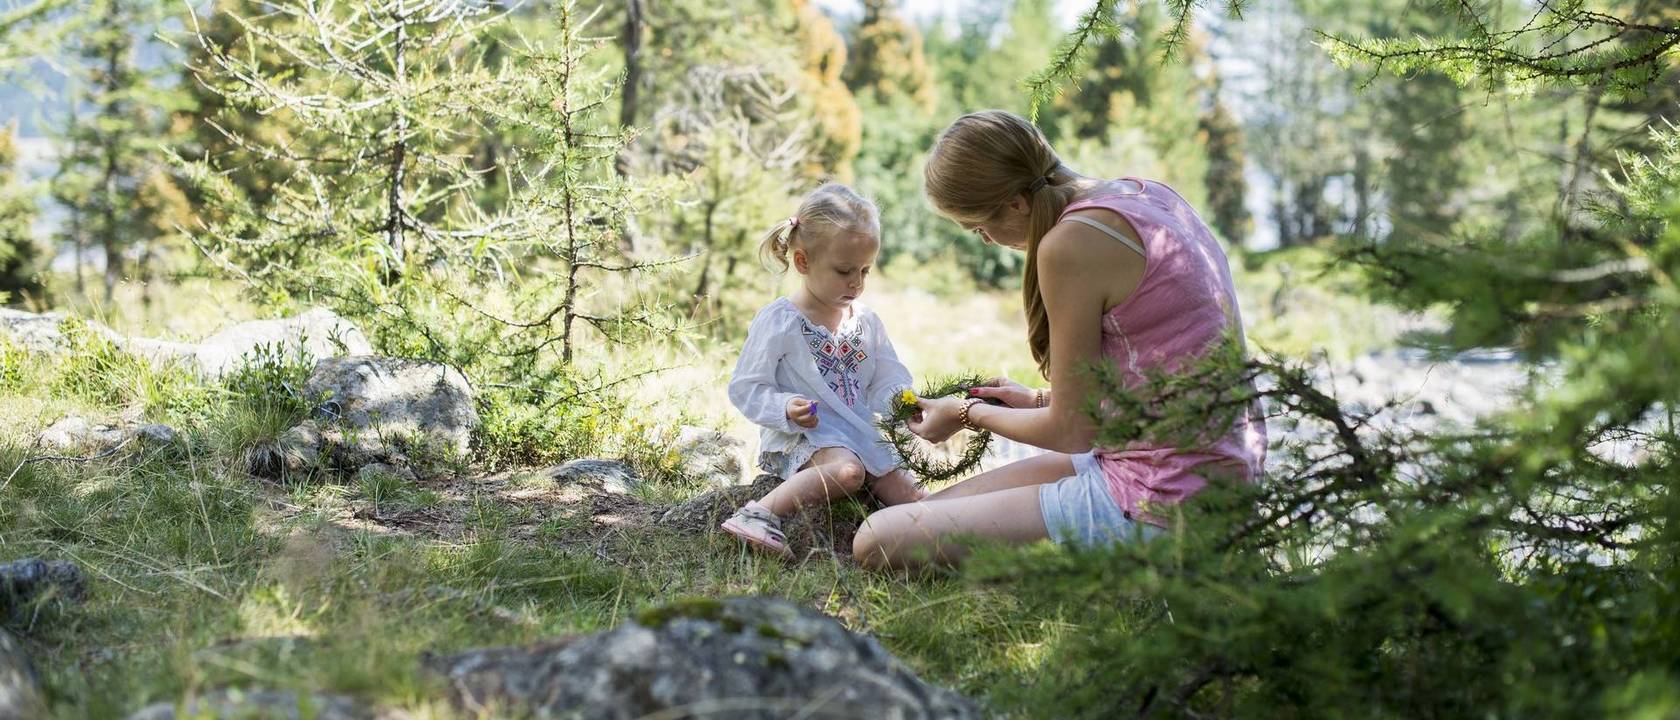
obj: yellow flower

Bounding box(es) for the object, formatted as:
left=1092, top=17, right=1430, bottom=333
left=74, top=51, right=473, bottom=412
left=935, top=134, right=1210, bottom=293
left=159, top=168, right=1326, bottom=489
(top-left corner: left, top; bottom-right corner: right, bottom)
left=900, top=389, right=918, bottom=407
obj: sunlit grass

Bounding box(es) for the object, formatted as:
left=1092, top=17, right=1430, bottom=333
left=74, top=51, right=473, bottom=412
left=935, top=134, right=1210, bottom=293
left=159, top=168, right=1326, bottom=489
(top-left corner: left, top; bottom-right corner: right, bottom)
left=0, top=252, right=1411, bottom=716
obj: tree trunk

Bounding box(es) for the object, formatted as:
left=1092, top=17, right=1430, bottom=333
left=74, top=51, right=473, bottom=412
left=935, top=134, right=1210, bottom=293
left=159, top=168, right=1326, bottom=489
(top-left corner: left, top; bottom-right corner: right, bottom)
left=613, top=0, right=645, bottom=255
left=382, top=0, right=409, bottom=284
left=99, top=0, right=121, bottom=305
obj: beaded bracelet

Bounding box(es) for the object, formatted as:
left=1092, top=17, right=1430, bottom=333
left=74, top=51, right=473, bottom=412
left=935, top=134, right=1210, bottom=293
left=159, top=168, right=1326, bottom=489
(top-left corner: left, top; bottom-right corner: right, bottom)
left=959, top=398, right=984, bottom=431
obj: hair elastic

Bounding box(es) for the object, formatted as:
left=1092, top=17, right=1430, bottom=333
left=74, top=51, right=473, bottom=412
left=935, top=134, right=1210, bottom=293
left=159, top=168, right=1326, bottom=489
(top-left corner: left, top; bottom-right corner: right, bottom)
left=1026, top=176, right=1050, bottom=194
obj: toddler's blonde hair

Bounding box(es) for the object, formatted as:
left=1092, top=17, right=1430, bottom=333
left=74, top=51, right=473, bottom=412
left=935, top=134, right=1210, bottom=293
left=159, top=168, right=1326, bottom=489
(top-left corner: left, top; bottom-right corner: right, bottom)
left=759, top=183, right=881, bottom=272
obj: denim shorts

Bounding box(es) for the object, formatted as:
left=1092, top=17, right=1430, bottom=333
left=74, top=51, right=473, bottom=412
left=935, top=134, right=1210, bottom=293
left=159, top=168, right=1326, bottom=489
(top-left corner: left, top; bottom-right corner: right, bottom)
left=1039, top=452, right=1163, bottom=548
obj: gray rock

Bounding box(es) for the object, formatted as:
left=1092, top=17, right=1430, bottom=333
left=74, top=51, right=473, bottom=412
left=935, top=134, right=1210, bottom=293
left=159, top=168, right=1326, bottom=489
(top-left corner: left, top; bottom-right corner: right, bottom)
left=125, top=689, right=374, bottom=720
left=660, top=473, right=780, bottom=529
left=36, top=416, right=179, bottom=454
left=0, top=308, right=370, bottom=382
left=673, top=425, right=747, bottom=487
left=123, top=308, right=373, bottom=379
left=426, top=596, right=981, bottom=720
left=303, top=356, right=478, bottom=459
left=550, top=459, right=641, bottom=495
left=0, top=308, right=120, bottom=354
left=0, top=627, right=44, bottom=720
left=355, top=463, right=418, bottom=485
left=0, top=558, right=86, bottom=620
left=135, top=423, right=180, bottom=445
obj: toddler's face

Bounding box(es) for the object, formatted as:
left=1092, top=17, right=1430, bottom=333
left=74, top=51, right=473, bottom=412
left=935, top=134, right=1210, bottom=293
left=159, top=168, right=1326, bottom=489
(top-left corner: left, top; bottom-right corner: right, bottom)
left=797, top=233, right=879, bottom=310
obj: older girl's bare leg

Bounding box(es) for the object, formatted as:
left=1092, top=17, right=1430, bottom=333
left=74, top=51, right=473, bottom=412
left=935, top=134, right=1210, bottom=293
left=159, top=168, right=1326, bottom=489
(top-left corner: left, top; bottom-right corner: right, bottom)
left=852, top=484, right=1049, bottom=570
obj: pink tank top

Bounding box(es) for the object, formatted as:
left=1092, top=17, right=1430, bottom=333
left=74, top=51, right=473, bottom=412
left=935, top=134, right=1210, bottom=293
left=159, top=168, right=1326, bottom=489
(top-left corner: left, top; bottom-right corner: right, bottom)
left=1060, top=178, right=1267, bottom=526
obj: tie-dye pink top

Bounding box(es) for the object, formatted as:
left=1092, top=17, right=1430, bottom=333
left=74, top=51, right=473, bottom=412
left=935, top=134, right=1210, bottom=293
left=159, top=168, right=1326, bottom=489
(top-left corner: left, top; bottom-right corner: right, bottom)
left=1061, top=178, right=1267, bottom=527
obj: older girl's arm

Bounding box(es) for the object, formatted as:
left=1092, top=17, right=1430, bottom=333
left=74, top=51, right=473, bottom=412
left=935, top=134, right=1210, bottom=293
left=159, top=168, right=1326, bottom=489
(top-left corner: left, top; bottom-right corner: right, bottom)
left=961, top=222, right=1143, bottom=452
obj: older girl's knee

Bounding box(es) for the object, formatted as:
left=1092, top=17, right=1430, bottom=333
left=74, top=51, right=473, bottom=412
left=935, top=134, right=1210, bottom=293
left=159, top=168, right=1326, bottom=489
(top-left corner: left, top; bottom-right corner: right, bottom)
left=853, top=516, right=888, bottom=569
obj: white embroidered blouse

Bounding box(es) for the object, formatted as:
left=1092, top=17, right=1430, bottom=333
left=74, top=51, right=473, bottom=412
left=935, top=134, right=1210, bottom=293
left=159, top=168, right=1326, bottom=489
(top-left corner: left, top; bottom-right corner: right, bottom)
left=727, top=297, right=913, bottom=476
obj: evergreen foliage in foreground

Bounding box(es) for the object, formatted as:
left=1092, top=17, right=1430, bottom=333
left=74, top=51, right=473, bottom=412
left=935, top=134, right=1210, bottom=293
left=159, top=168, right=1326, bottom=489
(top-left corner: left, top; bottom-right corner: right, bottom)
left=984, top=1, right=1680, bottom=715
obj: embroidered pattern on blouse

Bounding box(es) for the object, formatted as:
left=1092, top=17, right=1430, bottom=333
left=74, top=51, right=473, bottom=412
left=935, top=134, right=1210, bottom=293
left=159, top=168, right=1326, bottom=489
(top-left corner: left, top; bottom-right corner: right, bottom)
left=800, top=317, right=868, bottom=406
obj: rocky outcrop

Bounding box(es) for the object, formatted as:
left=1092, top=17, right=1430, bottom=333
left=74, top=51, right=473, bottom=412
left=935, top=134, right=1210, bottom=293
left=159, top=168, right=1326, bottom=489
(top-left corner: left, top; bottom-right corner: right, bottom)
left=125, top=689, right=375, bottom=720
left=123, top=308, right=373, bottom=379
left=0, top=308, right=371, bottom=379
left=548, top=459, right=641, bottom=495
left=672, top=425, right=747, bottom=487
left=304, top=356, right=477, bottom=458
left=36, top=416, right=178, bottom=454
left=0, top=309, right=123, bottom=354
left=426, top=596, right=981, bottom=720
left=0, top=628, right=44, bottom=720
left=255, top=356, right=478, bottom=478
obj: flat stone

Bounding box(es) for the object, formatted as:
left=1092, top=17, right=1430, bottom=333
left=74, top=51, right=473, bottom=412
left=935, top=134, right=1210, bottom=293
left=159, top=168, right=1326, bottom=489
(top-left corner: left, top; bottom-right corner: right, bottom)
left=550, top=459, right=641, bottom=495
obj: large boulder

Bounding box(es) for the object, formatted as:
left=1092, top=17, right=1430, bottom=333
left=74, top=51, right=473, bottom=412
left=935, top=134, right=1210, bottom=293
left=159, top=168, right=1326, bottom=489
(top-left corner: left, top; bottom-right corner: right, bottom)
left=0, top=309, right=119, bottom=354
left=0, top=308, right=372, bottom=381
left=125, top=689, right=375, bottom=720
left=258, top=356, right=477, bottom=477
left=672, top=425, right=747, bottom=487
left=426, top=596, right=981, bottom=720
left=0, top=627, right=44, bottom=720
left=123, top=308, right=373, bottom=379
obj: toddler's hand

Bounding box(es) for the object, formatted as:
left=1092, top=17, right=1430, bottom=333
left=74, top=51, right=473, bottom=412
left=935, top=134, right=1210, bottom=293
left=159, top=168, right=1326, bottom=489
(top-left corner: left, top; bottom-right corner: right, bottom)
left=786, top=397, right=820, bottom=429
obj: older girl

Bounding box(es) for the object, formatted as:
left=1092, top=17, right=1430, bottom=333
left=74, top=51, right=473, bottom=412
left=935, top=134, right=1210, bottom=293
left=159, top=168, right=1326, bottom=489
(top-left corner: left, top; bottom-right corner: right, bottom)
left=852, top=110, right=1266, bottom=569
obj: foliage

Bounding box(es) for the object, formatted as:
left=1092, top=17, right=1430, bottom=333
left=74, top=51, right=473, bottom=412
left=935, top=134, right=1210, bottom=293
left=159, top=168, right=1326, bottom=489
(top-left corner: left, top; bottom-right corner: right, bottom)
left=878, top=373, right=995, bottom=484
left=1319, top=1, right=1680, bottom=98
left=181, top=0, right=673, bottom=415
left=844, top=0, right=936, bottom=112
left=984, top=1, right=1680, bottom=716
left=49, top=0, right=190, bottom=303
left=0, top=123, right=43, bottom=302
left=1198, top=91, right=1250, bottom=244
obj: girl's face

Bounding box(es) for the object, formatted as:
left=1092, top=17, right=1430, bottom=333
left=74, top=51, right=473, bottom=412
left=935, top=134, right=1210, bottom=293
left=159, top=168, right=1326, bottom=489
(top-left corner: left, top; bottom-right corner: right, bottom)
left=957, top=195, right=1031, bottom=250
left=794, top=232, right=879, bottom=310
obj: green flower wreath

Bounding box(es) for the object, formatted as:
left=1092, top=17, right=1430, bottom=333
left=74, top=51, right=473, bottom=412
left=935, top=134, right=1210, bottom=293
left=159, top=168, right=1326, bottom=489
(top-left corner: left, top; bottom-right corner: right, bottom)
left=878, top=374, right=998, bottom=483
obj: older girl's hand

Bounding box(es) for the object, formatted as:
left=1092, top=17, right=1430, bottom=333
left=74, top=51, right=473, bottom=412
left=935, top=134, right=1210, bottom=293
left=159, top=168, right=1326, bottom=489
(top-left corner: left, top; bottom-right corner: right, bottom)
left=908, top=396, right=966, bottom=443
left=967, top=376, right=1039, bottom=409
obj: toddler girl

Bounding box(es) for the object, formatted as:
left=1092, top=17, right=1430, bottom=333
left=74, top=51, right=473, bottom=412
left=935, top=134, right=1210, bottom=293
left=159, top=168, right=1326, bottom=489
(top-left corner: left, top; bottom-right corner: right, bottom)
left=723, top=183, right=925, bottom=558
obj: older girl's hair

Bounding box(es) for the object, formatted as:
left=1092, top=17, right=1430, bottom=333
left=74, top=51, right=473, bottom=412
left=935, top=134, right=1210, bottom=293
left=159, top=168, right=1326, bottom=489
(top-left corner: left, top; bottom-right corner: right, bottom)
left=759, top=182, right=881, bottom=272
left=923, top=110, right=1071, bottom=378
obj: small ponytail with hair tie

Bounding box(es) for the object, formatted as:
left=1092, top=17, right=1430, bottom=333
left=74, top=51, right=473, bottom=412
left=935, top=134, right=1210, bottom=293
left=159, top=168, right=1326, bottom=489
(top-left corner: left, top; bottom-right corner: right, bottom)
left=759, top=214, right=802, bottom=272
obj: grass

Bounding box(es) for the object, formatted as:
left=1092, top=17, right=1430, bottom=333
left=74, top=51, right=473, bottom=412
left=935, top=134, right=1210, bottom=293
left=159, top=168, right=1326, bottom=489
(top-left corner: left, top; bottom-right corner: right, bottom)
left=0, top=252, right=1409, bottom=717
left=0, top=321, right=1059, bottom=718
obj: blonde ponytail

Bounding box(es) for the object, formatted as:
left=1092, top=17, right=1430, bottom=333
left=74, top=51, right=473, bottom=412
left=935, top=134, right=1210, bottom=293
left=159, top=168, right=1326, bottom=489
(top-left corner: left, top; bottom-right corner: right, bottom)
left=758, top=216, right=801, bottom=272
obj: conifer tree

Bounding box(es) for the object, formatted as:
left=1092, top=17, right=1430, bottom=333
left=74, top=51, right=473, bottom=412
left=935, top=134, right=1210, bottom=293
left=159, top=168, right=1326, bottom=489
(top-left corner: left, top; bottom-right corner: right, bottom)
left=1197, top=89, right=1250, bottom=245
left=790, top=0, right=861, bottom=180
left=844, top=0, right=935, bottom=113
left=0, top=124, right=43, bottom=302
left=49, top=0, right=187, bottom=303
left=986, top=2, right=1680, bottom=715
left=183, top=0, right=665, bottom=388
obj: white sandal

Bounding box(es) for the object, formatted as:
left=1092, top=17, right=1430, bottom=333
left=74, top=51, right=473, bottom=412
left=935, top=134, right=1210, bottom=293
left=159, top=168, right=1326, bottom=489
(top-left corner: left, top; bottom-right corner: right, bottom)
left=720, top=503, right=794, bottom=559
